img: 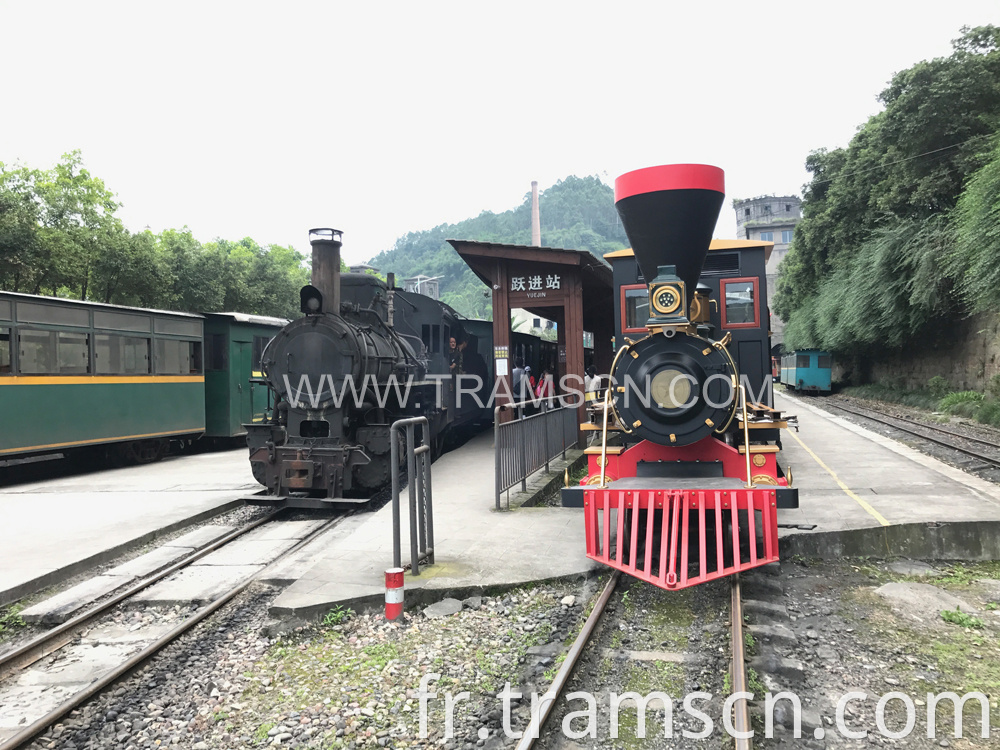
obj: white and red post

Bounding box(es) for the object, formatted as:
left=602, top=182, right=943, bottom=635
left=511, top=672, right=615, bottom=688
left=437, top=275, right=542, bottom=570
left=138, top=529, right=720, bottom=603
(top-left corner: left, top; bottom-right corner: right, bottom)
left=385, top=567, right=404, bottom=620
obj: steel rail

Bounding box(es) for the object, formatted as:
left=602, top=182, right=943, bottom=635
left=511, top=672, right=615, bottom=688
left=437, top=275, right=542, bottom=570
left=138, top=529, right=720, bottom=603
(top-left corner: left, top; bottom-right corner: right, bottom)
left=515, top=571, right=621, bottom=750
left=0, top=510, right=282, bottom=679
left=730, top=574, right=752, bottom=750
left=0, top=513, right=346, bottom=750
left=824, top=400, right=1000, bottom=469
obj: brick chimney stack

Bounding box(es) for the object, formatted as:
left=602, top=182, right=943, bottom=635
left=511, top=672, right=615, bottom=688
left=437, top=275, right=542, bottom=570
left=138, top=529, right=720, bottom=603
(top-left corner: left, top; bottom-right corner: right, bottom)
left=531, top=181, right=541, bottom=246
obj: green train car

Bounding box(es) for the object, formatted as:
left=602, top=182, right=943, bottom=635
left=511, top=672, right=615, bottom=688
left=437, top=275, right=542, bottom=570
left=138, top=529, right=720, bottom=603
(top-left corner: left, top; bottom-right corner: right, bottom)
left=0, top=293, right=287, bottom=465
left=0, top=292, right=205, bottom=464
left=203, top=312, right=287, bottom=439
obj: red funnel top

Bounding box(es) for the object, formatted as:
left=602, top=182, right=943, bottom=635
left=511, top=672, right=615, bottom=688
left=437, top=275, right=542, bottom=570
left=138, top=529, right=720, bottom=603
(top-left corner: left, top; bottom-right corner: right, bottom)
left=614, top=164, right=725, bottom=299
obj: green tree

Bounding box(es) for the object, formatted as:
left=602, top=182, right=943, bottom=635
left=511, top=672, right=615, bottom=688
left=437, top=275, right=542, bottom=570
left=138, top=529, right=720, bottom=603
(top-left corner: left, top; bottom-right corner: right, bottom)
left=775, top=25, right=1000, bottom=357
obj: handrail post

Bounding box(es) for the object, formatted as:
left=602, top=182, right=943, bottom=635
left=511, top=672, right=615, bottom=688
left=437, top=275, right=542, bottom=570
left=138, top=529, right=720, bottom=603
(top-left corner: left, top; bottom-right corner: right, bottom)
left=543, top=400, right=550, bottom=473
left=422, top=422, right=434, bottom=563
left=413, top=424, right=427, bottom=560
left=407, top=422, right=420, bottom=575
left=519, top=404, right=528, bottom=493
left=494, top=405, right=502, bottom=511
left=390, top=422, right=401, bottom=569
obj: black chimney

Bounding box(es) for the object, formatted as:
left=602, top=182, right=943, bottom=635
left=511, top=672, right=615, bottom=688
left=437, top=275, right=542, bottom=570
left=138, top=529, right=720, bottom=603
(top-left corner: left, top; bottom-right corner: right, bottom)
left=309, top=228, right=343, bottom=315
left=614, top=165, right=725, bottom=303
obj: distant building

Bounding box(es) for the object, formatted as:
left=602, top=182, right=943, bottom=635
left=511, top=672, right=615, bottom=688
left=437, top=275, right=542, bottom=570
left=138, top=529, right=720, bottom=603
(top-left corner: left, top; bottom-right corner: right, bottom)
left=403, top=275, right=440, bottom=300
left=733, top=196, right=802, bottom=351
left=349, top=263, right=380, bottom=275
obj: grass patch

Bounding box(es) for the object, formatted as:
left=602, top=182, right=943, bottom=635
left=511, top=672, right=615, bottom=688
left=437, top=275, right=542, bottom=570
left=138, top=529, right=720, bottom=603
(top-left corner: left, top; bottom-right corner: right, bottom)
left=941, top=609, right=983, bottom=629
left=841, top=384, right=941, bottom=411
left=321, top=605, right=355, bottom=627
left=0, top=603, right=26, bottom=637
left=254, top=722, right=275, bottom=742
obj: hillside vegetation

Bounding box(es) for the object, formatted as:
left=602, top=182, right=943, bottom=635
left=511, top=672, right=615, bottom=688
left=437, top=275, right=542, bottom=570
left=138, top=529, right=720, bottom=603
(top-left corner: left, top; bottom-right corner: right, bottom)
left=775, top=26, right=1000, bottom=378
left=368, top=175, right=628, bottom=319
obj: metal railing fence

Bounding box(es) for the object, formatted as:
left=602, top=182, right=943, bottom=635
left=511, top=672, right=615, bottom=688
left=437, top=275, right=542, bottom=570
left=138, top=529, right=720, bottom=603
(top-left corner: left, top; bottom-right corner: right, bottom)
left=494, top=398, right=579, bottom=510
left=390, top=417, right=434, bottom=575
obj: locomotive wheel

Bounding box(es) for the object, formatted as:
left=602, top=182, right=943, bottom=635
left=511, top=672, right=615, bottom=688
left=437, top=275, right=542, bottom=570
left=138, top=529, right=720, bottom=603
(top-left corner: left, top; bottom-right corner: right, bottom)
left=117, top=439, right=168, bottom=466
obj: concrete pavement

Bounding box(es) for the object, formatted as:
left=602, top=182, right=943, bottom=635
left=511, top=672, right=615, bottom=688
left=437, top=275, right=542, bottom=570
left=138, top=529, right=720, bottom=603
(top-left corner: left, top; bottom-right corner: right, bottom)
left=0, top=449, right=259, bottom=605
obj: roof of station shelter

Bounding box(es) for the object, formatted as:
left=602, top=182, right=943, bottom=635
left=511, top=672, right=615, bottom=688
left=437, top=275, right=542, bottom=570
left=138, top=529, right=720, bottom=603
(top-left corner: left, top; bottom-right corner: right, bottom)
left=447, top=239, right=614, bottom=326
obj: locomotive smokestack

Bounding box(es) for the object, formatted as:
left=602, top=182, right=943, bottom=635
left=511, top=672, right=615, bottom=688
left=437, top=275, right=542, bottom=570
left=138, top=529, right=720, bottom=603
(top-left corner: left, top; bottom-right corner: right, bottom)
left=531, top=181, right=541, bottom=246
left=309, top=228, right=343, bottom=314
left=614, top=164, right=725, bottom=302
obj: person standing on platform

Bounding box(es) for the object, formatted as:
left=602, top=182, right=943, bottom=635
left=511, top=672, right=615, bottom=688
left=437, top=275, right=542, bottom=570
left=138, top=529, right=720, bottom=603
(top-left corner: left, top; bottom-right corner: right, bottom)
left=536, top=368, right=555, bottom=407
left=512, top=358, right=526, bottom=402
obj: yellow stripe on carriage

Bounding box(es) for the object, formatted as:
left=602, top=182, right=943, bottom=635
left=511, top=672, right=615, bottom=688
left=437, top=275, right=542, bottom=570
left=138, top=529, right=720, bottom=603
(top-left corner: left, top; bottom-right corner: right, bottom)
left=0, top=376, right=204, bottom=385
left=0, top=428, right=205, bottom=455
left=786, top=429, right=890, bottom=527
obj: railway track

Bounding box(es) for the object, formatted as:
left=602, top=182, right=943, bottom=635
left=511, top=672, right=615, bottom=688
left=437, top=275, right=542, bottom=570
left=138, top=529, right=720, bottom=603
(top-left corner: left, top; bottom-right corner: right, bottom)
left=517, top=572, right=751, bottom=749
left=821, top=399, right=1000, bottom=471
left=0, top=511, right=345, bottom=750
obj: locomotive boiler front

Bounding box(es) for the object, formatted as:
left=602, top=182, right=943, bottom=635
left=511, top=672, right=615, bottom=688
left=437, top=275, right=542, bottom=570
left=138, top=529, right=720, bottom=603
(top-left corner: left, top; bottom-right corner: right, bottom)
left=247, top=228, right=419, bottom=505
left=609, top=165, right=735, bottom=446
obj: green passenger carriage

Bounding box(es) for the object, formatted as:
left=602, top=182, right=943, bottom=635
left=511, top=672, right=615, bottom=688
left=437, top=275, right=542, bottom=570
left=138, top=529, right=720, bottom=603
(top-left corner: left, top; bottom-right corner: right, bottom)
left=0, top=292, right=205, bottom=464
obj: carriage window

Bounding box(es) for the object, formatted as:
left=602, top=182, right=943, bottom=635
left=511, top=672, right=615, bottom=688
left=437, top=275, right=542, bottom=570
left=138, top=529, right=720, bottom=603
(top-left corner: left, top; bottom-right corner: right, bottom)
left=96, top=335, right=150, bottom=375
left=156, top=339, right=203, bottom=375
left=19, top=330, right=57, bottom=374
left=796, top=355, right=810, bottom=368
left=57, top=332, right=90, bottom=374
left=721, top=278, right=759, bottom=329
left=206, top=334, right=227, bottom=372
left=0, top=328, right=10, bottom=374
left=621, top=285, right=649, bottom=333
left=817, top=355, right=832, bottom=369
left=252, top=335, right=270, bottom=372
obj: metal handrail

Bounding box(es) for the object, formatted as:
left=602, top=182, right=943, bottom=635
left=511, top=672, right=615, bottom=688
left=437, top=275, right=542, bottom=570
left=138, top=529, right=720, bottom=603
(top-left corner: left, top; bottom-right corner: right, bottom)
left=494, top=397, right=578, bottom=510
left=390, top=417, right=434, bottom=575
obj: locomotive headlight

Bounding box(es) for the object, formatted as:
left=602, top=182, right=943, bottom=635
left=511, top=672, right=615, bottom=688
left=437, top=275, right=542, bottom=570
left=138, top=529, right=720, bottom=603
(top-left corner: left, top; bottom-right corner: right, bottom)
left=651, top=284, right=682, bottom=315
left=306, top=297, right=320, bottom=312
left=651, top=368, right=696, bottom=410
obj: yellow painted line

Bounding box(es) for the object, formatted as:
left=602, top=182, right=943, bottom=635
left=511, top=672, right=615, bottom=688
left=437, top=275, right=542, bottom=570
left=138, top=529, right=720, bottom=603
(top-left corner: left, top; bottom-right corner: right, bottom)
left=0, top=428, right=205, bottom=455
left=786, top=429, right=890, bottom=526
left=0, top=376, right=204, bottom=385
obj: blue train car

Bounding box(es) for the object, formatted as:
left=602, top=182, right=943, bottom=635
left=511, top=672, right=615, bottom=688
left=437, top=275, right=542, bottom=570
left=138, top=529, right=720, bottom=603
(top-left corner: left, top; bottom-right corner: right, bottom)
left=781, top=349, right=832, bottom=393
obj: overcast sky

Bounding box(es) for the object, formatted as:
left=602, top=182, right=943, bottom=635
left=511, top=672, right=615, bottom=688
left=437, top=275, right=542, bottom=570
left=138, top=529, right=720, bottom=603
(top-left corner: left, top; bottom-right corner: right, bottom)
left=2, top=1, right=997, bottom=265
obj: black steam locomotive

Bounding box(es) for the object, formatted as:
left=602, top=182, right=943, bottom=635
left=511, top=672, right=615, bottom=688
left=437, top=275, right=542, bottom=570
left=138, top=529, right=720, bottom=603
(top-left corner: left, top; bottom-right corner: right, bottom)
left=245, top=229, right=488, bottom=509
left=571, top=164, right=798, bottom=591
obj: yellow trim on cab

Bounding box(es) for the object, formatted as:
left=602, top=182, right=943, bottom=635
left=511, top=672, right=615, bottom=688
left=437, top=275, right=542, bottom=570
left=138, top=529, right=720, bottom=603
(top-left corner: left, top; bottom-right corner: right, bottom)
left=603, top=239, right=775, bottom=260
left=0, top=375, right=204, bottom=385
left=1, top=428, right=205, bottom=455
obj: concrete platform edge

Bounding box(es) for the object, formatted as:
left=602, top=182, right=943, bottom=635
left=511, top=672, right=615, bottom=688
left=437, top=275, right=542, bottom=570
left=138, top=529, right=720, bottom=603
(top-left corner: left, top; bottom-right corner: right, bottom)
left=0, top=499, right=242, bottom=607
left=780, top=519, right=1000, bottom=561
left=266, top=568, right=603, bottom=630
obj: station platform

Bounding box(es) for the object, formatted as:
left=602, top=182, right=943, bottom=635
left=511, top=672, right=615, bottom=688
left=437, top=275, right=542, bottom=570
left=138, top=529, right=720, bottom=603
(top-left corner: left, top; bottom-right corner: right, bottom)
left=775, top=390, right=1000, bottom=531
left=271, top=392, right=1000, bottom=622
left=0, top=449, right=257, bottom=605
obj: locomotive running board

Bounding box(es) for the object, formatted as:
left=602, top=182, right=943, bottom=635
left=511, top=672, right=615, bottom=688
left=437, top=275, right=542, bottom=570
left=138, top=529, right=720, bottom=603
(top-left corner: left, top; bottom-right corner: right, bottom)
left=581, top=484, right=780, bottom=591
